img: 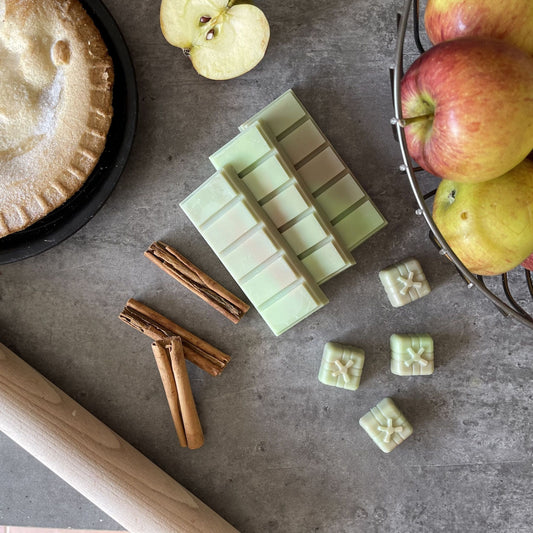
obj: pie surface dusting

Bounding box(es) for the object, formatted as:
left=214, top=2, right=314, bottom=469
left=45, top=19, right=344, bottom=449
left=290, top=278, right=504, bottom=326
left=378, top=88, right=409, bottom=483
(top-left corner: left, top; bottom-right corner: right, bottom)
left=0, top=0, right=114, bottom=237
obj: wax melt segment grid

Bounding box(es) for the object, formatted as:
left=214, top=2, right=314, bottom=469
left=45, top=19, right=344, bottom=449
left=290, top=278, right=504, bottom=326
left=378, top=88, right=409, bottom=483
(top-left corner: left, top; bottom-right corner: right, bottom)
left=180, top=166, right=328, bottom=336
left=239, top=89, right=387, bottom=250
left=210, top=121, right=355, bottom=285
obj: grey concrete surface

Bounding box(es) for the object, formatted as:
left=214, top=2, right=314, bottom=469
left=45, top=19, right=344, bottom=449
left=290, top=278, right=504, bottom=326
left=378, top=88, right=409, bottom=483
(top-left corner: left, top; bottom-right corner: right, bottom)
left=1, top=0, right=532, bottom=532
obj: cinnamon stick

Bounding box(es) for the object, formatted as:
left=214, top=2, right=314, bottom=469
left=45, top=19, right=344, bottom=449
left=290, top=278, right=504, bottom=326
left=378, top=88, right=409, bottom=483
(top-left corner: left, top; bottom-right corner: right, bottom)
left=119, top=298, right=230, bottom=376
left=144, top=241, right=249, bottom=324
left=168, top=337, right=204, bottom=450
left=151, top=340, right=187, bottom=447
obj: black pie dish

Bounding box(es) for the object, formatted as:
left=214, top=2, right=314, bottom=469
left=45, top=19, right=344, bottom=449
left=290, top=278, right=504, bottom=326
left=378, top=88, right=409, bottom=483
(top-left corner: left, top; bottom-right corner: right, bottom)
left=0, top=0, right=138, bottom=264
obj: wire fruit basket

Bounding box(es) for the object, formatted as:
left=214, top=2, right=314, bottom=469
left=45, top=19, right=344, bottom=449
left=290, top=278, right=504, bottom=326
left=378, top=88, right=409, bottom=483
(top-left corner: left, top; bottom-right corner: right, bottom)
left=390, top=0, right=533, bottom=330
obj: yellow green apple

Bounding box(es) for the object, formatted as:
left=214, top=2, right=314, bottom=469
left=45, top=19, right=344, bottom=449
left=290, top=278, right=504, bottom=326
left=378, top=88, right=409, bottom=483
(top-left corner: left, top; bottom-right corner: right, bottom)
left=401, top=37, right=533, bottom=182
left=433, top=159, right=533, bottom=276
left=160, top=0, right=270, bottom=80
left=425, top=0, right=533, bottom=56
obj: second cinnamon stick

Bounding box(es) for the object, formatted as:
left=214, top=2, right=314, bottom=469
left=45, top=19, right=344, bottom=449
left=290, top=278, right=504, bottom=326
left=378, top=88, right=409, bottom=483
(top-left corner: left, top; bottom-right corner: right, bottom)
left=119, top=298, right=230, bottom=376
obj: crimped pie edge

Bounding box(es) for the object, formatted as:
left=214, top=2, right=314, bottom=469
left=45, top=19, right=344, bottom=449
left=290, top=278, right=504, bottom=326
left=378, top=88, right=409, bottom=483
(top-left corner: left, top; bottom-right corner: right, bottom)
left=0, top=0, right=114, bottom=238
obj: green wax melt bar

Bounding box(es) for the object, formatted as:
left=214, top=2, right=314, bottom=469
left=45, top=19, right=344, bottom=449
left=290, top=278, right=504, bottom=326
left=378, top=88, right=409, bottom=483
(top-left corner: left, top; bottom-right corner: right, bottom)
left=210, top=122, right=354, bottom=284
left=359, top=397, right=413, bottom=453
left=318, top=342, right=365, bottom=391
left=180, top=166, right=328, bottom=336
left=240, top=90, right=387, bottom=250
left=390, top=334, right=434, bottom=376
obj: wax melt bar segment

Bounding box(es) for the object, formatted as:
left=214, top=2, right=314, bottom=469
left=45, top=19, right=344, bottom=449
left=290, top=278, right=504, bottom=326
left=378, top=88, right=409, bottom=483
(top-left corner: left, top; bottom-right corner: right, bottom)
left=210, top=122, right=354, bottom=284
left=180, top=166, right=328, bottom=336
left=240, top=90, right=387, bottom=251
left=379, top=257, right=431, bottom=307
left=359, top=397, right=413, bottom=453
left=390, top=334, right=434, bottom=376
left=318, top=342, right=365, bottom=391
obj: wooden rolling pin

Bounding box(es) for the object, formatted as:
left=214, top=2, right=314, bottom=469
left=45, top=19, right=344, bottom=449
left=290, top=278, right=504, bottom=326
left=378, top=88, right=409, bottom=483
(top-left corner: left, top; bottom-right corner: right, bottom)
left=0, top=342, right=238, bottom=533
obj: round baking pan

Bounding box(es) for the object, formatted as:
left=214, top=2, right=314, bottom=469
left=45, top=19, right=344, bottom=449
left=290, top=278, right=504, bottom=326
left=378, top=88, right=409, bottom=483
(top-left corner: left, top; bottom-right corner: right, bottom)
left=0, top=0, right=138, bottom=264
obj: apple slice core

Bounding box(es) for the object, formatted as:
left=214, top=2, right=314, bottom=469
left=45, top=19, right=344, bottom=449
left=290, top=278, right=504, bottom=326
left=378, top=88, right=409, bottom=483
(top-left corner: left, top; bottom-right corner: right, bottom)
left=161, top=0, right=228, bottom=49
left=190, top=4, right=269, bottom=80
left=160, top=0, right=270, bottom=80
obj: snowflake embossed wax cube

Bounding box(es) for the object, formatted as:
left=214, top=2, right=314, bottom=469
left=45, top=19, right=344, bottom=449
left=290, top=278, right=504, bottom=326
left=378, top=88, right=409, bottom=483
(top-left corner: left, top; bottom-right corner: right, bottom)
left=378, top=257, right=431, bottom=307
left=318, top=342, right=365, bottom=391
left=390, top=334, right=434, bottom=376
left=359, top=397, right=413, bottom=453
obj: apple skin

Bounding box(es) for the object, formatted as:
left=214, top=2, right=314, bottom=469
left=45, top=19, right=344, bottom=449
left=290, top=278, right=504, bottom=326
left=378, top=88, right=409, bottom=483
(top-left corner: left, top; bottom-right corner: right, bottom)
left=433, top=159, right=533, bottom=276
left=425, top=0, right=533, bottom=56
left=401, top=37, right=533, bottom=183
left=522, top=254, right=533, bottom=271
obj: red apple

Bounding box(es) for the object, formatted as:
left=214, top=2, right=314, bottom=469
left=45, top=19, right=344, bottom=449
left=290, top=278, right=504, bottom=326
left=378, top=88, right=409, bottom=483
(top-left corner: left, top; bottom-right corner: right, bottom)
left=522, top=254, right=533, bottom=271
left=433, top=159, right=533, bottom=276
left=425, top=0, right=533, bottom=56
left=401, top=37, right=533, bottom=182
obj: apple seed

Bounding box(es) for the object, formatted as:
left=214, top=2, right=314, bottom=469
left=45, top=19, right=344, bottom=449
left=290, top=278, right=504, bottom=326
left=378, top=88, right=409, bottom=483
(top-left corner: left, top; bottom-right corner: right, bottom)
left=199, top=15, right=211, bottom=23
left=206, top=29, right=215, bottom=40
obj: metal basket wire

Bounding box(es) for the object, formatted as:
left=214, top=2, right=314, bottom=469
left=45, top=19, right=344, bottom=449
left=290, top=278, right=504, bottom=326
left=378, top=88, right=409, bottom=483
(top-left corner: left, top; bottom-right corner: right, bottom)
left=390, top=0, right=533, bottom=330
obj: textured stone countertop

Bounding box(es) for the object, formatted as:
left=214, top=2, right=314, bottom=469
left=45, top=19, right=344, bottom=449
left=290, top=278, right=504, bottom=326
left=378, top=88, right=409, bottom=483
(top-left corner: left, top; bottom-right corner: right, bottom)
left=1, top=1, right=532, bottom=532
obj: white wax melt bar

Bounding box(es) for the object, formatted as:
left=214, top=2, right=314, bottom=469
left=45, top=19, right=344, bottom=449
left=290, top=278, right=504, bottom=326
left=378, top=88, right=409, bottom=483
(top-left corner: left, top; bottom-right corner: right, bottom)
left=181, top=166, right=329, bottom=336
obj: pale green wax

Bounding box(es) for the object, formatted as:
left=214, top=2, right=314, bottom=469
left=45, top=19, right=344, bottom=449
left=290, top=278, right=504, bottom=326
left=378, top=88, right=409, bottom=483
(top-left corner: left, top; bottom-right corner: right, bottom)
left=359, top=397, right=413, bottom=453
left=379, top=257, right=431, bottom=308
left=390, top=334, right=434, bottom=376
left=278, top=119, right=325, bottom=165
left=209, top=122, right=354, bottom=285
left=282, top=215, right=327, bottom=255
left=180, top=166, right=329, bottom=336
left=240, top=90, right=387, bottom=251
left=318, top=342, right=365, bottom=391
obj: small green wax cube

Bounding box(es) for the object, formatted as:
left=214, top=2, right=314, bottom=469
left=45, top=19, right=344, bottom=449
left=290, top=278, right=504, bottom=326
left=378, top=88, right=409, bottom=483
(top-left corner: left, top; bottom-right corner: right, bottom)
left=390, top=334, right=434, bottom=376
left=378, top=257, right=431, bottom=307
left=359, top=398, right=413, bottom=453
left=318, top=342, right=365, bottom=391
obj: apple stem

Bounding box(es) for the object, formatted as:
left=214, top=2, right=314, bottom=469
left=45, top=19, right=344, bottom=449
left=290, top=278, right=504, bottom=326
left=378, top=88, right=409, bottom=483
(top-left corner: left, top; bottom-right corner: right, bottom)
left=396, top=114, right=434, bottom=127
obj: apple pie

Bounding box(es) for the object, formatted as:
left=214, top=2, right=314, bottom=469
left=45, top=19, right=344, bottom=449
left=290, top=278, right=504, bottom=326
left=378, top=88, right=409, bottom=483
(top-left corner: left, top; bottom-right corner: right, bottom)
left=0, top=0, right=114, bottom=238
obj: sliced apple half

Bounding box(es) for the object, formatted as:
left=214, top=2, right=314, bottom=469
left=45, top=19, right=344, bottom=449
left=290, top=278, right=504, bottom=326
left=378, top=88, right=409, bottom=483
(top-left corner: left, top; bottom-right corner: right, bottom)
left=160, top=0, right=270, bottom=80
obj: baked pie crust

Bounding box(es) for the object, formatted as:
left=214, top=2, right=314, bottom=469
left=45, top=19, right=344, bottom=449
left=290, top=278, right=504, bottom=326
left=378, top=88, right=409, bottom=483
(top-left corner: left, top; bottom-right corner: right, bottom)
left=0, top=0, right=114, bottom=237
